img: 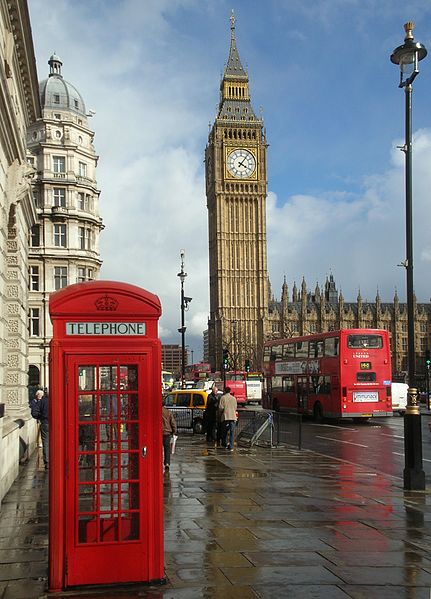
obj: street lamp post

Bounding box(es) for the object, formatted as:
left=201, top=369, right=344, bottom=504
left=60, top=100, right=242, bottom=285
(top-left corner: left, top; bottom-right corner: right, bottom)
left=177, top=250, right=192, bottom=389
left=390, top=22, right=427, bottom=490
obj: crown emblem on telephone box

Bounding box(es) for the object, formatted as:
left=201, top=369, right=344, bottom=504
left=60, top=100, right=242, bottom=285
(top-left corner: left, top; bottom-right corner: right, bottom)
left=95, top=295, right=119, bottom=311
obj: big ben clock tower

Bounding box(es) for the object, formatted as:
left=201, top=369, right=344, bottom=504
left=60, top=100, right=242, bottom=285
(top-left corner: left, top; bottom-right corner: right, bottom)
left=206, top=13, right=269, bottom=372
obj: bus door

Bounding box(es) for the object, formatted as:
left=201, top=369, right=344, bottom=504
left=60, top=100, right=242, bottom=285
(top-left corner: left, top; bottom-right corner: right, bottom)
left=297, top=376, right=308, bottom=413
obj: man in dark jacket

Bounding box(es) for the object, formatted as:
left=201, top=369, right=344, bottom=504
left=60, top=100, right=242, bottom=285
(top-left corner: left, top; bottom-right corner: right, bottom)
left=30, top=389, right=49, bottom=469
left=204, top=385, right=219, bottom=443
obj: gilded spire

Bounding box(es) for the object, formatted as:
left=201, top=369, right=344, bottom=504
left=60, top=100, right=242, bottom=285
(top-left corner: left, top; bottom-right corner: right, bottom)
left=217, top=12, right=257, bottom=121
left=225, top=10, right=247, bottom=80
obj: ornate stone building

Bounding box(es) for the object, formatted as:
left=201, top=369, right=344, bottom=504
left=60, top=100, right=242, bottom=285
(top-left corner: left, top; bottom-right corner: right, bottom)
left=266, top=274, right=431, bottom=380
left=205, top=14, right=269, bottom=371
left=26, top=54, right=103, bottom=389
left=0, top=0, right=40, bottom=501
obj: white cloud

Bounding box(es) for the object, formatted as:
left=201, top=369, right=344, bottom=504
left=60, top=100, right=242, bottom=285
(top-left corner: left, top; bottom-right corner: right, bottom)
left=268, top=128, right=431, bottom=302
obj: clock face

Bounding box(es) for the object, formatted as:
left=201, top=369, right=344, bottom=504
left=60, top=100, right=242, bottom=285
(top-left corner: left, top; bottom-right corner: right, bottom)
left=227, top=149, right=256, bottom=179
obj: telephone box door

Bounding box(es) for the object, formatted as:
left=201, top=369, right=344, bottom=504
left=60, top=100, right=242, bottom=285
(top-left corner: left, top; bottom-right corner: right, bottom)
left=65, top=355, right=152, bottom=586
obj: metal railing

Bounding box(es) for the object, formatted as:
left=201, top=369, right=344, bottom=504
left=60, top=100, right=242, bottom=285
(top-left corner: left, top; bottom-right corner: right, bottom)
left=236, top=409, right=304, bottom=449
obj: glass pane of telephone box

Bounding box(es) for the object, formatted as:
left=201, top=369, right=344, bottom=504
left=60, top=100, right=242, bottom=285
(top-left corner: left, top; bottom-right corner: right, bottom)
left=99, top=365, right=118, bottom=390
left=78, top=366, right=96, bottom=391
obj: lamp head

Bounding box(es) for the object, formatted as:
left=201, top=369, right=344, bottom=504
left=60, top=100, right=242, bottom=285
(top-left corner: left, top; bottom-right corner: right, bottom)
left=390, top=22, right=427, bottom=87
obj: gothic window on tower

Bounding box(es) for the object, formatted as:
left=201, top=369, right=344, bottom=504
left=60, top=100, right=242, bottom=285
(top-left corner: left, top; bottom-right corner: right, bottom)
left=53, top=94, right=60, bottom=104
left=28, top=307, right=40, bottom=337
left=54, top=224, right=67, bottom=247
left=54, top=266, right=68, bottom=290
left=29, top=265, right=40, bottom=291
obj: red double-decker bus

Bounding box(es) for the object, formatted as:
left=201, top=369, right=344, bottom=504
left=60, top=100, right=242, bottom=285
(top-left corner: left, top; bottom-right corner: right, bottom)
left=263, top=329, right=392, bottom=422
left=184, top=362, right=211, bottom=382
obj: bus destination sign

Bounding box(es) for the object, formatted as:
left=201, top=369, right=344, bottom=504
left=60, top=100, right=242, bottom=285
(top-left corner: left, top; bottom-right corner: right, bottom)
left=66, top=322, right=146, bottom=336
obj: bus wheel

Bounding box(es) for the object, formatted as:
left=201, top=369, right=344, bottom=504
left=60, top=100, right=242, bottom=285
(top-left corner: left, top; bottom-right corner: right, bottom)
left=193, top=419, right=204, bottom=434
left=313, top=402, right=323, bottom=422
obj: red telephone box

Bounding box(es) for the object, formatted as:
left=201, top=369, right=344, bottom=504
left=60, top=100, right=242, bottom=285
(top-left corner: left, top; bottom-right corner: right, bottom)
left=48, top=281, right=164, bottom=591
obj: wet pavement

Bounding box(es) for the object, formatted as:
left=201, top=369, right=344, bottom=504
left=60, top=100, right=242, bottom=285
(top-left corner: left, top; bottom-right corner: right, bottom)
left=2, top=437, right=431, bottom=597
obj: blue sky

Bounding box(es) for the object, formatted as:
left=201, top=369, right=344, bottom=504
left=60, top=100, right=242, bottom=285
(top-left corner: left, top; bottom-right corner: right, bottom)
left=28, top=1, right=431, bottom=360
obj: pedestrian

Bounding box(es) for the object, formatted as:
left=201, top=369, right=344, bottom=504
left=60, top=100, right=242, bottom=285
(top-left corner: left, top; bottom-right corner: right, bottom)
left=203, top=385, right=219, bottom=443
left=30, top=389, right=49, bottom=469
left=162, top=399, right=177, bottom=473
left=219, top=387, right=237, bottom=451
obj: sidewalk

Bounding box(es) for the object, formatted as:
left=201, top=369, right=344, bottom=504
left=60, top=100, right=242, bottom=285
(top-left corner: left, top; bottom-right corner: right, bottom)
left=2, top=436, right=431, bottom=598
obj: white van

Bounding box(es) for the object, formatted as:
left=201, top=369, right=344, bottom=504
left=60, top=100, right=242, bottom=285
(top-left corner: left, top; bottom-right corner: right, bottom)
left=392, top=382, right=408, bottom=415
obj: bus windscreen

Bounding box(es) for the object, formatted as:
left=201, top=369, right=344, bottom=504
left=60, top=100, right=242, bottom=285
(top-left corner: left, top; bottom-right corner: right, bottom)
left=347, top=334, right=383, bottom=349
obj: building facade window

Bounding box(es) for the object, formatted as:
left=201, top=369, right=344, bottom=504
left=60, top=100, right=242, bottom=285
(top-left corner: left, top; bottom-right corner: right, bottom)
left=29, top=307, right=40, bottom=337
left=53, top=155, right=65, bottom=173
left=54, top=266, right=68, bottom=290
left=78, top=161, right=87, bottom=177
left=54, top=224, right=67, bottom=247
left=79, top=226, right=91, bottom=250
left=78, top=192, right=91, bottom=210
left=30, top=225, right=40, bottom=247
left=29, top=265, right=40, bottom=291
left=53, top=187, right=66, bottom=207
left=77, top=267, right=86, bottom=282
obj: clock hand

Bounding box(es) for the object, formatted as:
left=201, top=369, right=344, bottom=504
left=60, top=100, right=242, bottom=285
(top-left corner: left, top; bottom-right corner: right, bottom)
left=238, top=159, right=247, bottom=168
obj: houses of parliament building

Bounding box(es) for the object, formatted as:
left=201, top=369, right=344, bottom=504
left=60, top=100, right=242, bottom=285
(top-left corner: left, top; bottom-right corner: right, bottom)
left=205, top=14, right=431, bottom=380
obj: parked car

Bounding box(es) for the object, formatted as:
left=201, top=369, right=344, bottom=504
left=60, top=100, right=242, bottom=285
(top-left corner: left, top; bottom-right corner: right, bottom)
left=164, top=389, right=208, bottom=433
left=392, top=382, right=408, bottom=415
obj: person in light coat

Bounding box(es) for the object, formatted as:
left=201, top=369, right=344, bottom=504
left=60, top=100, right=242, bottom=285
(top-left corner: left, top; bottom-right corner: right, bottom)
left=218, top=387, right=237, bottom=451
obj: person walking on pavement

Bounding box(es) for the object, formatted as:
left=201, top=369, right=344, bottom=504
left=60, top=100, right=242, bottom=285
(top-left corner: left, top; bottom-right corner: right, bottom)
left=219, top=387, right=237, bottom=451
left=30, top=389, right=49, bottom=469
left=162, top=399, right=177, bottom=472
left=203, top=385, right=219, bottom=443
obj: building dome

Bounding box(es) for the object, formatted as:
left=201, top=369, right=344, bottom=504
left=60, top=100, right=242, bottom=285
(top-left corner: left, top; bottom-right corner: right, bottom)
left=39, top=54, right=86, bottom=115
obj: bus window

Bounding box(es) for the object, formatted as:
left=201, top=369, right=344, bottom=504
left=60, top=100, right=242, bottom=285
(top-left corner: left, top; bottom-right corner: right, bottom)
left=270, top=345, right=283, bottom=360
left=325, top=337, right=339, bottom=356
left=283, top=342, right=294, bottom=358
left=348, top=334, right=383, bottom=349
left=272, top=376, right=283, bottom=392
left=309, top=340, right=324, bottom=358
left=295, top=341, right=308, bottom=358
left=311, top=375, right=331, bottom=394
left=282, top=375, right=295, bottom=392
left=357, top=372, right=376, bottom=382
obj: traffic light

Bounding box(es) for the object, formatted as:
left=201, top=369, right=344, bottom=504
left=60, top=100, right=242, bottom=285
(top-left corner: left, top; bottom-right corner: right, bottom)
left=222, top=348, right=229, bottom=370
left=426, top=349, right=431, bottom=368
left=245, top=359, right=250, bottom=372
